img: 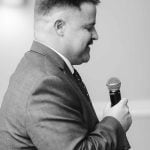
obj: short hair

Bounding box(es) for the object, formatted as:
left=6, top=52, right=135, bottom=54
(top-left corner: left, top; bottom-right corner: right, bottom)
left=35, top=0, right=100, bottom=16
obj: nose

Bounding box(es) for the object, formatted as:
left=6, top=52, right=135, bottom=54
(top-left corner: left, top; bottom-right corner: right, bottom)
left=92, top=27, right=99, bottom=40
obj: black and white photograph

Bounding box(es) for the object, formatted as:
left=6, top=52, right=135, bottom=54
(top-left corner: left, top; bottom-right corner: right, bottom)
left=0, top=0, right=150, bottom=149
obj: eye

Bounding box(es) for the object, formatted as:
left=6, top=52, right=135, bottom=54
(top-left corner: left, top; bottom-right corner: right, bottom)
left=85, top=27, right=93, bottom=32
left=85, top=26, right=94, bottom=32
left=86, top=27, right=92, bottom=32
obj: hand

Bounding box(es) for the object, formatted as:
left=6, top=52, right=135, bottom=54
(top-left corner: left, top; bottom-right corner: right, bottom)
left=103, top=98, right=132, bottom=132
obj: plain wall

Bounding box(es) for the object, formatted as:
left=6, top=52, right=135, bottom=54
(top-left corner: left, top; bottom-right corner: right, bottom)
left=0, top=1, right=150, bottom=149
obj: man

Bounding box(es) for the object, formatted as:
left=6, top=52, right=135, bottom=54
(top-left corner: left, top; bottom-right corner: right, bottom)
left=0, top=0, right=132, bottom=149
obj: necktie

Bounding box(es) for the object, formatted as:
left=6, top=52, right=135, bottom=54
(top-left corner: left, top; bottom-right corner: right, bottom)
left=73, top=69, right=90, bottom=99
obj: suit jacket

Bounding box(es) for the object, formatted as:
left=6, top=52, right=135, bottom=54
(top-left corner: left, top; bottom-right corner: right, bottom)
left=0, top=41, right=130, bottom=150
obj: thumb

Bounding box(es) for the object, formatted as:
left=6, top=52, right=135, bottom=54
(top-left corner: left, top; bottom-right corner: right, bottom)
left=120, top=98, right=128, bottom=105
left=105, top=101, right=111, bottom=110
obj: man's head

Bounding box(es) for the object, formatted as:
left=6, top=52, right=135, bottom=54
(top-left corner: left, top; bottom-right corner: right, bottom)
left=34, top=0, right=100, bottom=65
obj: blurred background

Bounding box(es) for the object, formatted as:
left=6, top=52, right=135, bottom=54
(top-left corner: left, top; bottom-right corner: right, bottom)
left=0, top=0, right=150, bottom=149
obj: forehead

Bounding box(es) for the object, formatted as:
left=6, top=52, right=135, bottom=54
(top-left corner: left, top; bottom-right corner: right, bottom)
left=79, top=2, right=97, bottom=24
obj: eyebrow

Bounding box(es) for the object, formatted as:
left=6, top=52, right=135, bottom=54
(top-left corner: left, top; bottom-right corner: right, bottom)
left=86, top=22, right=96, bottom=26
left=82, top=22, right=95, bottom=28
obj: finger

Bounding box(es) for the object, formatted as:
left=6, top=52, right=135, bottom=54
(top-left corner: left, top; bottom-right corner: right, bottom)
left=120, top=98, right=128, bottom=105
left=106, top=101, right=111, bottom=107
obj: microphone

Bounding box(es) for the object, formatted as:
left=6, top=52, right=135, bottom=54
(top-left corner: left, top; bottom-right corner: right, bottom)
left=106, top=77, right=121, bottom=106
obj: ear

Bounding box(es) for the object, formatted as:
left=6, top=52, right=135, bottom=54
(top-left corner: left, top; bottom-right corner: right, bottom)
left=54, top=19, right=65, bottom=36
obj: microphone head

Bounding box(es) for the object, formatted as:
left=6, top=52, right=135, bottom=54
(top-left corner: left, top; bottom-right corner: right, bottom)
left=106, top=77, right=121, bottom=92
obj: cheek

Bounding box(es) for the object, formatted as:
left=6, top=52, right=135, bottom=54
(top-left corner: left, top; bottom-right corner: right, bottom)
left=70, top=30, right=91, bottom=51
left=78, top=33, right=91, bottom=47
left=82, top=32, right=92, bottom=44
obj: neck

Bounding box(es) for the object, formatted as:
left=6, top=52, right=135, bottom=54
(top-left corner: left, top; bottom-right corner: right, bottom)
left=34, top=38, right=70, bottom=62
left=34, top=31, right=72, bottom=64
left=35, top=35, right=62, bottom=53
left=34, top=39, right=74, bottom=74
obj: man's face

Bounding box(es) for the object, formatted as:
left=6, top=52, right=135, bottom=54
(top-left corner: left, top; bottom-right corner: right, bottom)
left=64, top=2, right=99, bottom=65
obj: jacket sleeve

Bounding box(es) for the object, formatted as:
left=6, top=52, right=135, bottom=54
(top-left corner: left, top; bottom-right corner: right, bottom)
left=26, top=75, right=130, bottom=150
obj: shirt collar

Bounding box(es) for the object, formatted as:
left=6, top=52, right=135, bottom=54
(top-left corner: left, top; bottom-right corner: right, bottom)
left=34, top=40, right=74, bottom=74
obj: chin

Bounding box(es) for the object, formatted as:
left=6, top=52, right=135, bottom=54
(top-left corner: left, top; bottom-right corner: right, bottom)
left=83, top=55, right=90, bottom=63
left=75, top=58, right=90, bottom=65
left=74, top=53, right=90, bottom=65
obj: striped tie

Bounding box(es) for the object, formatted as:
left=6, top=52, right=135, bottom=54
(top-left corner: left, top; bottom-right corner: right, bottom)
left=73, top=69, right=90, bottom=99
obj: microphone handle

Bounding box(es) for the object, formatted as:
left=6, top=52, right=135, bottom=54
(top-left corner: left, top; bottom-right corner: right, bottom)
left=109, top=90, right=121, bottom=106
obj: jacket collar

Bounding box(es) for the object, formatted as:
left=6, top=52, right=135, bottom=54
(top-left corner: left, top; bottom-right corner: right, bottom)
left=30, top=40, right=72, bottom=75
